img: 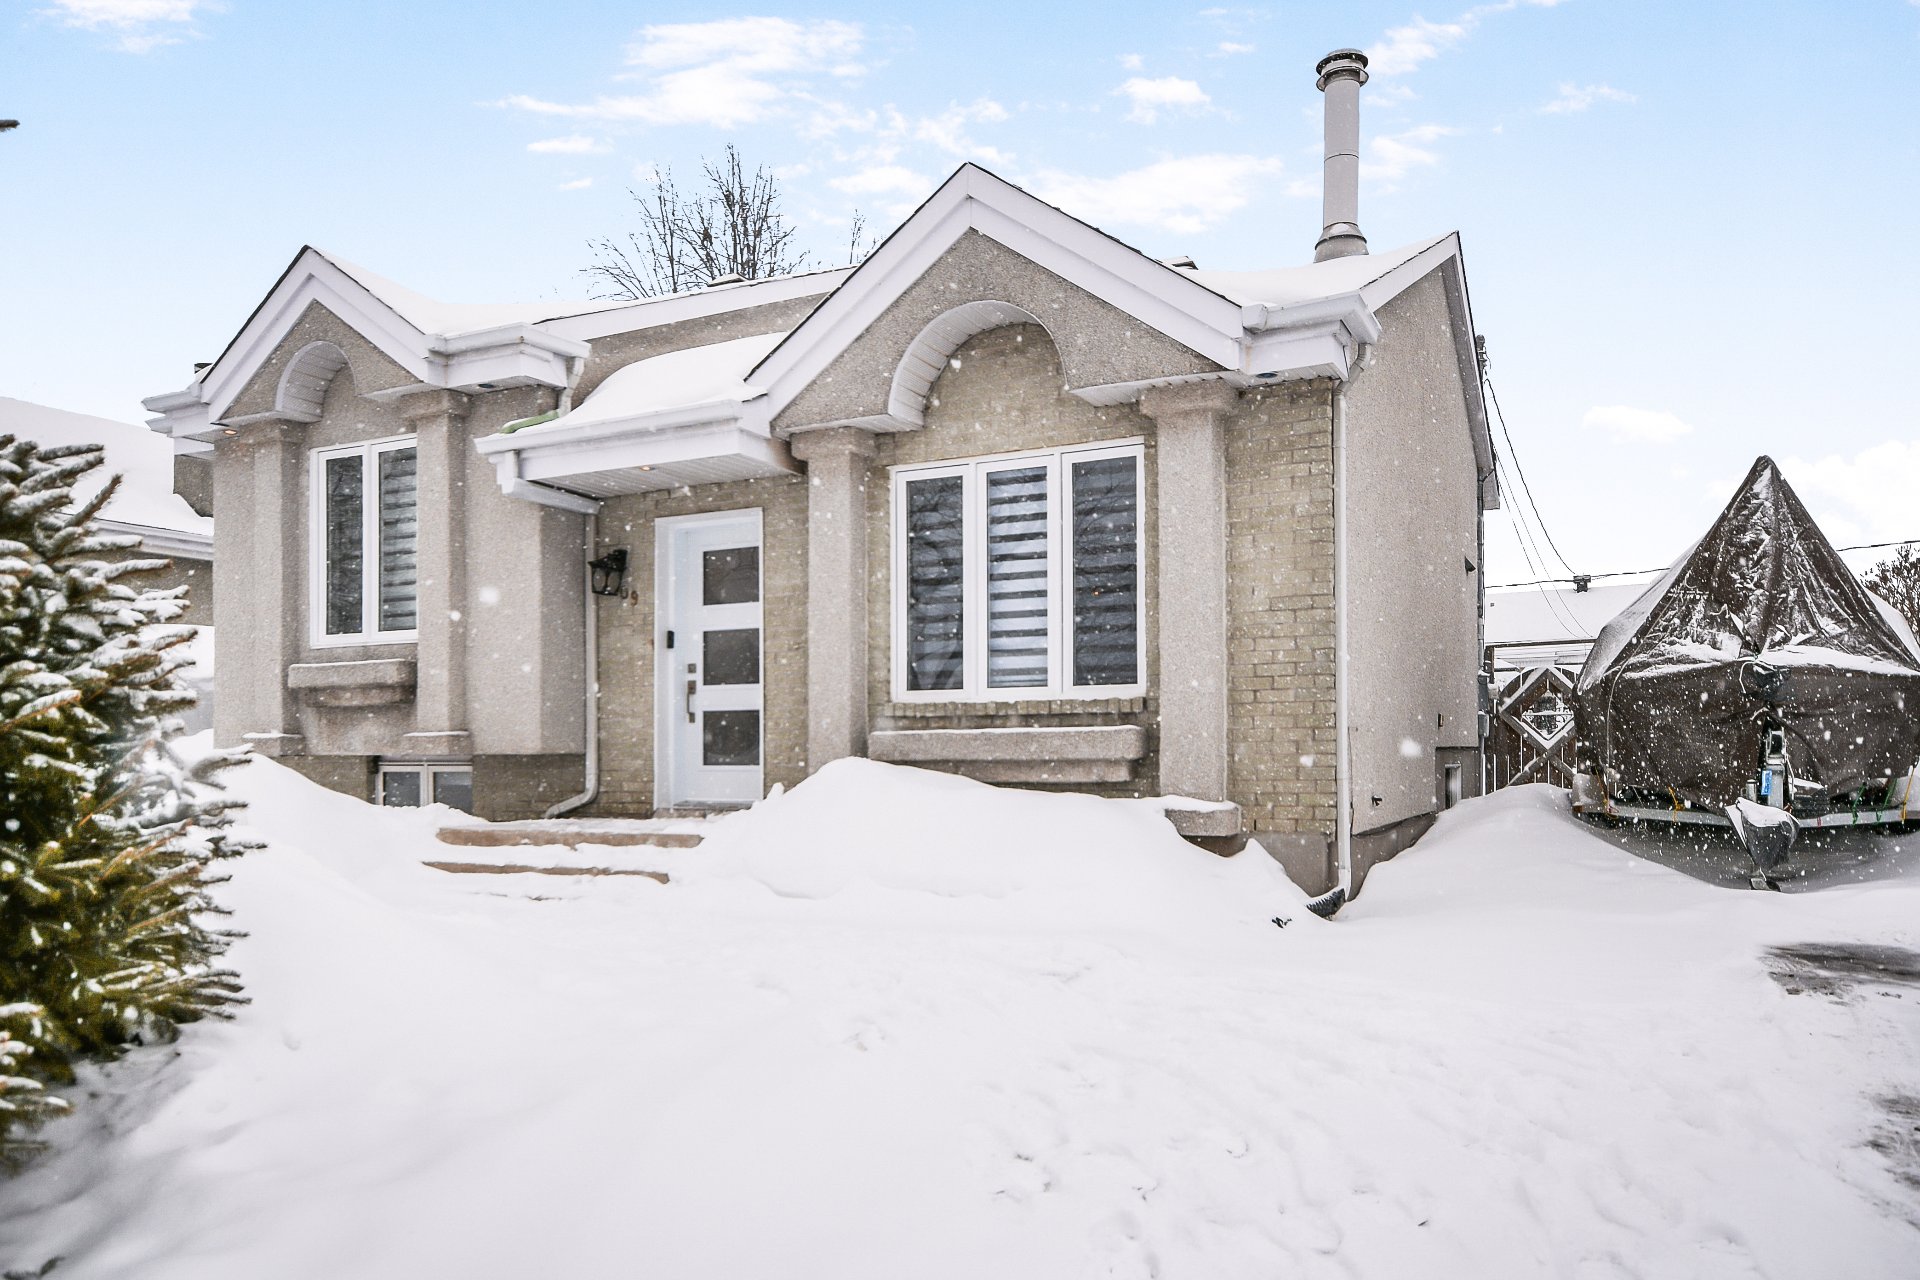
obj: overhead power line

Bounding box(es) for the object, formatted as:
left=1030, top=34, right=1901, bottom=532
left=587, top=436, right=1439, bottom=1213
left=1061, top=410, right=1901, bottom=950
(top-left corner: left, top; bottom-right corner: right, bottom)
left=1489, top=537, right=1920, bottom=591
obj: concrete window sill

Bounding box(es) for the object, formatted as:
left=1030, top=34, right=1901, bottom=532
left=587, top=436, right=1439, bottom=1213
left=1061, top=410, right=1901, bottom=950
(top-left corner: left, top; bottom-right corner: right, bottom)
left=881, top=696, right=1149, bottom=718
left=868, top=724, right=1147, bottom=784
left=288, top=658, right=417, bottom=708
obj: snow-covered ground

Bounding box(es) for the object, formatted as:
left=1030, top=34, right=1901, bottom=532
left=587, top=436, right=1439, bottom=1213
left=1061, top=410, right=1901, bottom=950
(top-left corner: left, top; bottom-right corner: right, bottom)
left=5, top=754, right=1918, bottom=1278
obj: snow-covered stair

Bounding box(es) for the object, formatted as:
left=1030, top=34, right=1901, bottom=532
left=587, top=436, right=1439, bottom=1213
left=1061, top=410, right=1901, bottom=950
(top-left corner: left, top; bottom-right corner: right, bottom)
left=434, top=818, right=705, bottom=850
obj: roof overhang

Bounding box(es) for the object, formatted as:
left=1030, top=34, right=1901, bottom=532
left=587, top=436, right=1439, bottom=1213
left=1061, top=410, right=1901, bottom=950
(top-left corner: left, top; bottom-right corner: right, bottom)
left=474, top=396, right=796, bottom=507
left=142, top=247, right=588, bottom=444
left=99, top=517, right=213, bottom=561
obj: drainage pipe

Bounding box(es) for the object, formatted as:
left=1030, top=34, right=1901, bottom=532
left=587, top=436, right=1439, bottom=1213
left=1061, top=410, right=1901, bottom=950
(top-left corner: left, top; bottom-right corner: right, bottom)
left=1330, top=343, right=1374, bottom=904
left=544, top=510, right=600, bottom=818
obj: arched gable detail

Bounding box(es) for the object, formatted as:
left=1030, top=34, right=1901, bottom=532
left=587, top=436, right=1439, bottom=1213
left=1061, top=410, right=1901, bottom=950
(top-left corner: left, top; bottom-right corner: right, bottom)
left=274, top=340, right=351, bottom=422
left=887, top=300, right=1051, bottom=428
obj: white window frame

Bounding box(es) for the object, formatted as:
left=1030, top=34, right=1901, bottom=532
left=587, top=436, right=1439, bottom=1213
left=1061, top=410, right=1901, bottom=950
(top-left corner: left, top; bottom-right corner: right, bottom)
left=375, top=759, right=472, bottom=810
left=309, top=436, right=420, bottom=648
left=891, top=440, right=1146, bottom=703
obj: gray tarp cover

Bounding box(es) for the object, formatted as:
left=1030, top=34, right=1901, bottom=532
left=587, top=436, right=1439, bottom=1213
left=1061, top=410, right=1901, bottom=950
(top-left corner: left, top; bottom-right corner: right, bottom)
left=1573, top=457, right=1920, bottom=807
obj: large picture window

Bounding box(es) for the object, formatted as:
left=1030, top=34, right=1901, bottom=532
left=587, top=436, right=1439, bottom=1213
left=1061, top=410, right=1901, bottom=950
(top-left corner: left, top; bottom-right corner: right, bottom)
left=311, top=438, right=419, bottom=645
left=892, top=442, right=1144, bottom=700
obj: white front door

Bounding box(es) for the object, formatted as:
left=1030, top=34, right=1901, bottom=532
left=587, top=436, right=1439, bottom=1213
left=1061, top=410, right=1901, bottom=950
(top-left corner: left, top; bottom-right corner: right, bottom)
left=656, top=510, right=765, bottom=809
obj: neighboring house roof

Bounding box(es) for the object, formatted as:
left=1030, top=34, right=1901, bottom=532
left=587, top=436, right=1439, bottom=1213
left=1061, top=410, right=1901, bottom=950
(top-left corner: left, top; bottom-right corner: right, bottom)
left=1483, top=579, right=1654, bottom=673
left=0, top=396, right=214, bottom=559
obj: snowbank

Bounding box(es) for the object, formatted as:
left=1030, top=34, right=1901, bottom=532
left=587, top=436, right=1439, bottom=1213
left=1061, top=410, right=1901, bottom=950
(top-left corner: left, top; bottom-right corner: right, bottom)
left=676, top=758, right=1313, bottom=938
left=6, top=763, right=1918, bottom=1280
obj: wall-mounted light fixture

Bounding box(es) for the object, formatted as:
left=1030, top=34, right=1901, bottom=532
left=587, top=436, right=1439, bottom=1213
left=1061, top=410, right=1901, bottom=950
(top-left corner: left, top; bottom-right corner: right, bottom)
left=589, top=548, right=629, bottom=598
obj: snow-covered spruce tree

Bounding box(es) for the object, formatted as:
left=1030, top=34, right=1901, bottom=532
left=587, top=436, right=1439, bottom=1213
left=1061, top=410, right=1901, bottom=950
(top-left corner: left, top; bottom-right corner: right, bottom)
left=0, top=434, right=250, bottom=1168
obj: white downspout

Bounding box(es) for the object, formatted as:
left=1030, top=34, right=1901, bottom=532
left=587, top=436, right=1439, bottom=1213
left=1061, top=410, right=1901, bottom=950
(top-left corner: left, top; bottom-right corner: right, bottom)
left=1331, top=342, right=1373, bottom=905
left=544, top=510, right=600, bottom=818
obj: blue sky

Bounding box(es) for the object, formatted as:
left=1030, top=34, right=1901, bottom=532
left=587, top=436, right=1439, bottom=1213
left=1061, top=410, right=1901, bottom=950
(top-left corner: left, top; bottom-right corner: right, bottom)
left=3, top=0, right=1916, bottom=585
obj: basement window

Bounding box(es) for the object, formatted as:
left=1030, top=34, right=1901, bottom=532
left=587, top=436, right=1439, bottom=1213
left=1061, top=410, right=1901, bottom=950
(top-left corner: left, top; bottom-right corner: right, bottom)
left=376, top=761, right=473, bottom=813
left=892, top=441, right=1144, bottom=701
left=310, top=438, right=419, bottom=646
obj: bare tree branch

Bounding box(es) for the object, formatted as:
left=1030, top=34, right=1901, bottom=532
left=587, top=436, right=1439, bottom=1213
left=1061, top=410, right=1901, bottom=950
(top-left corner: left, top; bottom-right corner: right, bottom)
left=582, top=146, right=874, bottom=301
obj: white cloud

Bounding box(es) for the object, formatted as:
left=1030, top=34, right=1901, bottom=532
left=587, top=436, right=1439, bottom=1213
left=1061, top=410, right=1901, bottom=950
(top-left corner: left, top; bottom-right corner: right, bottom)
left=914, top=99, right=1011, bottom=163
left=1117, top=76, right=1211, bottom=124
left=1367, top=17, right=1470, bottom=77
left=1026, top=154, right=1281, bottom=235
left=1367, top=0, right=1566, bottom=77
left=829, top=164, right=930, bottom=197
left=1780, top=440, right=1920, bottom=546
left=502, top=18, right=864, bottom=129
left=1540, top=82, right=1637, bottom=114
left=527, top=134, right=608, bottom=155
left=1119, top=53, right=1144, bottom=70
left=557, top=177, right=594, bottom=191
left=42, top=0, right=216, bottom=51
left=1216, top=41, right=1255, bottom=55
left=1582, top=405, right=1694, bottom=444
left=1361, top=123, right=1458, bottom=182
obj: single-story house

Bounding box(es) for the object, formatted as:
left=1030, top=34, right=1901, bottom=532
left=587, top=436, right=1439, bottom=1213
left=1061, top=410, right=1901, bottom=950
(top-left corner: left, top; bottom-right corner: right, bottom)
left=144, top=50, right=1497, bottom=895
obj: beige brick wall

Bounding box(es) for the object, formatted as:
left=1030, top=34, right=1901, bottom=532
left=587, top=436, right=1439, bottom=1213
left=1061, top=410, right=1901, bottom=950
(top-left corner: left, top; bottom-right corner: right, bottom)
left=1224, top=379, right=1340, bottom=836
left=588, top=472, right=810, bottom=816
left=863, top=323, right=1163, bottom=796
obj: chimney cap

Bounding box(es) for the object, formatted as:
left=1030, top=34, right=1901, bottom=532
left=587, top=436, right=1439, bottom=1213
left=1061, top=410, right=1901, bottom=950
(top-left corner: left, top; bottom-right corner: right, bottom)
left=1316, top=48, right=1369, bottom=90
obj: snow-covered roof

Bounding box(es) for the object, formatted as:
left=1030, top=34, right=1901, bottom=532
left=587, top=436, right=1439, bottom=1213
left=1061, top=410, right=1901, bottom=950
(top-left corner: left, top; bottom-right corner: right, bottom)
left=525, top=331, right=787, bottom=435
left=1183, top=233, right=1455, bottom=309
left=1484, top=580, right=1653, bottom=647
left=0, top=396, right=214, bottom=552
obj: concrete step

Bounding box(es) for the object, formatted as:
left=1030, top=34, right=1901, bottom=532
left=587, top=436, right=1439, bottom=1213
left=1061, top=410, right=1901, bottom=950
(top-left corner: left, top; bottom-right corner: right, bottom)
left=435, top=819, right=704, bottom=850
left=425, top=860, right=670, bottom=884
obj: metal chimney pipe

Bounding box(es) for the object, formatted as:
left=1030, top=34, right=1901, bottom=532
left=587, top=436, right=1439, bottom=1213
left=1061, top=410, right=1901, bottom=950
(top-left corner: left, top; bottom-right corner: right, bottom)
left=1314, top=48, right=1370, bottom=262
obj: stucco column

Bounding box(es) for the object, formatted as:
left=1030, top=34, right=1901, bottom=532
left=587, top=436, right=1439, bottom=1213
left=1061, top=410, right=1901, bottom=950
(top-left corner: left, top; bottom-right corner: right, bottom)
left=1140, top=381, right=1240, bottom=802
left=215, top=420, right=305, bottom=755
left=788, top=425, right=878, bottom=771
left=401, top=389, right=473, bottom=754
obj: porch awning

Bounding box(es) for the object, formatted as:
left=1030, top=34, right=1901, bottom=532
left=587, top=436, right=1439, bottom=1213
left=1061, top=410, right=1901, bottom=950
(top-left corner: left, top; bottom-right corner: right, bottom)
left=475, top=331, right=796, bottom=505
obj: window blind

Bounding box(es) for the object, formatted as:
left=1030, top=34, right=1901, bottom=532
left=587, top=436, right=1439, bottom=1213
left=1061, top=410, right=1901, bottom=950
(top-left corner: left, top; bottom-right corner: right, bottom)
left=323, top=455, right=364, bottom=636
left=985, top=465, right=1050, bottom=688
left=904, top=475, right=964, bottom=691
left=377, top=447, right=419, bottom=632
left=1070, top=455, right=1139, bottom=686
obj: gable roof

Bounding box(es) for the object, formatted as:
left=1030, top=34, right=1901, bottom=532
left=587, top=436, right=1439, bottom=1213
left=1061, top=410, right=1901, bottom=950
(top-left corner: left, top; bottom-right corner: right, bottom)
left=142, top=248, right=851, bottom=444
left=747, top=165, right=1488, bottom=446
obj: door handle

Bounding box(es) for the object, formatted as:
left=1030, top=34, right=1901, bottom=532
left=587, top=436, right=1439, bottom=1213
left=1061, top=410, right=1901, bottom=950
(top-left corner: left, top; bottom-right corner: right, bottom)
left=686, top=678, right=697, bottom=724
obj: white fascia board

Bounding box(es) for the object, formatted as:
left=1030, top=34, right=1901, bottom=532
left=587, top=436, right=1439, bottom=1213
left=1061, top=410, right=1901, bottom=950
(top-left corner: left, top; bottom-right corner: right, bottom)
left=474, top=396, right=768, bottom=459
left=197, top=251, right=437, bottom=422
left=1353, top=233, right=1461, bottom=313
left=486, top=453, right=602, bottom=514
left=538, top=270, right=850, bottom=343
left=751, top=165, right=1247, bottom=416
left=143, top=387, right=214, bottom=443
left=521, top=423, right=795, bottom=486
left=162, top=251, right=589, bottom=433
left=98, top=518, right=213, bottom=561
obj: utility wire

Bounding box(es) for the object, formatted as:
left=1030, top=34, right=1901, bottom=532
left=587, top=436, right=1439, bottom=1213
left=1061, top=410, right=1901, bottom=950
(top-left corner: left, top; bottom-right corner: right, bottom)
left=1490, top=536, right=1920, bottom=590
left=1485, top=375, right=1579, bottom=578
left=1495, top=453, right=1588, bottom=636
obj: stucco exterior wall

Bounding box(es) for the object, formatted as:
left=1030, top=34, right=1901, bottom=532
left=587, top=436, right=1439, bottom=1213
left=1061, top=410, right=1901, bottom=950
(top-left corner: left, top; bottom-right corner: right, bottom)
left=588, top=472, right=810, bottom=816
left=1341, top=267, right=1483, bottom=837
left=862, top=323, right=1162, bottom=796
left=1223, top=381, right=1340, bottom=850
left=776, top=230, right=1218, bottom=432
left=210, top=315, right=588, bottom=813
left=225, top=301, right=417, bottom=418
